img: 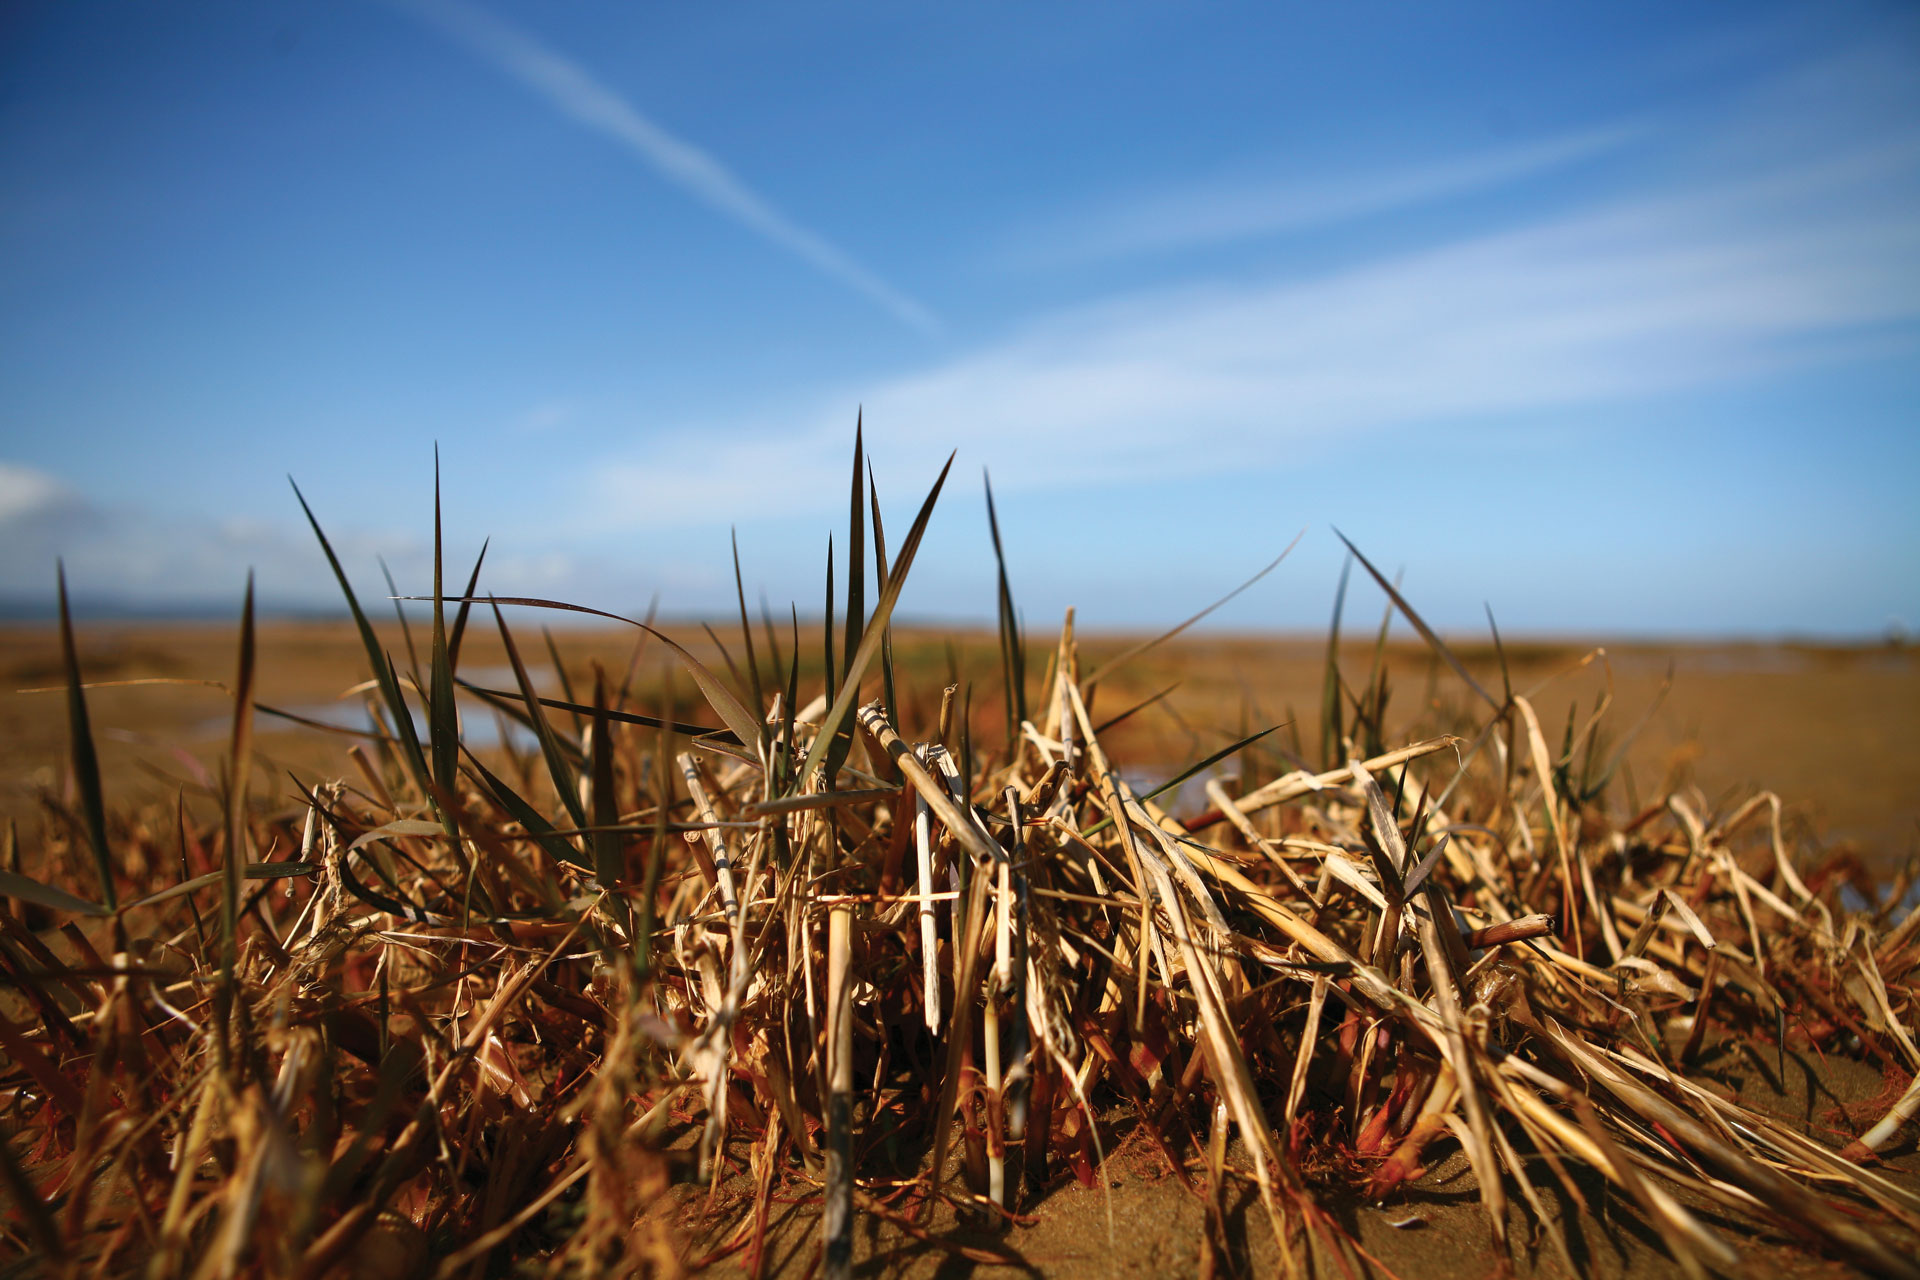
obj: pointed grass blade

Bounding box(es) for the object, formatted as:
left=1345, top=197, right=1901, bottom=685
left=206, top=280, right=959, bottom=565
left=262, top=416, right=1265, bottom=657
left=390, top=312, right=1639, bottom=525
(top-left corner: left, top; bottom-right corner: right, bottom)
left=0, top=870, right=108, bottom=918
left=825, top=423, right=866, bottom=782
left=589, top=675, right=626, bottom=931
left=1332, top=529, right=1498, bottom=711
left=868, top=465, right=898, bottom=723
left=1083, top=530, right=1302, bottom=688
left=428, top=450, right=461, bottom=840
left=448, top=537, right=489, bottom=677
left=823, top=534, right=837, bottom=714
left=1484, top=603, right=1514, bottom=708
left=731, top=530, right=765, bottom=734
left=457, top=680, right=733, bottom=747
left=421, top=595, right=765, bottom=762
left=462, top=747, right=592, bottom=871
left=843, top=415, right=865, bottom=688
left=290, top=478, right=436, bottom=801
left=491, top=600, right=588, bottom=832
left=1322, top=553, right=1352, bottom=771
left=56, top=564, right=115, bottom=911
left=224, top=573, right=256, bottom=976
left=1083, top=723, right=1280, bottom=836
left=798, top=452, right=954, bottom=790
left=984, top=469, right=1027, bottom=737
left=378, top=556, right=423, bottom=695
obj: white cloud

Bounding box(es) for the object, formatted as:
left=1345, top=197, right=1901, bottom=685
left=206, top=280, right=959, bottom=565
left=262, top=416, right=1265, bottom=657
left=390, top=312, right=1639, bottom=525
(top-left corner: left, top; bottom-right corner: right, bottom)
left=0, top=463, right=79, bottom=523
left=396, top=0, right=939, bottom=334
left=1007, top=123, right=1647, bottom=267
left=584, top=129, right=1920, bottom=529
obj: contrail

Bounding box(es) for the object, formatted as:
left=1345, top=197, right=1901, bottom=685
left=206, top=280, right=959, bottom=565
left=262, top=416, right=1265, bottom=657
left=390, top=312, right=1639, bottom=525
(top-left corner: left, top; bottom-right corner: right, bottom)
left=398, top=0, right=940, bottom=333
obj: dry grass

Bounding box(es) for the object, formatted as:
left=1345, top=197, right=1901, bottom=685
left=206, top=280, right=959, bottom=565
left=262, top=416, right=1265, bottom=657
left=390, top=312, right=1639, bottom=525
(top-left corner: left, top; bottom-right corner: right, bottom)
left=3, top=439, right=1918, bottom=1279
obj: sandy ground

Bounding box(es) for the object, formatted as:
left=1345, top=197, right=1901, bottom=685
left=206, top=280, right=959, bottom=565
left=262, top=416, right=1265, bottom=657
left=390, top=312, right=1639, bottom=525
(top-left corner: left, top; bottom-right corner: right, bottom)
left=651, top=1027, right=1918, bottom=1279
left=3, top=620, right=1914, bottom=867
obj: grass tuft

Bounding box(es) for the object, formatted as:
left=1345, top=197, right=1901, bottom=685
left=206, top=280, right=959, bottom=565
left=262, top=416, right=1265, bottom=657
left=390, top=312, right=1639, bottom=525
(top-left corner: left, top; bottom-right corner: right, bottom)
left=4, top=447, right=1917, bottom=1280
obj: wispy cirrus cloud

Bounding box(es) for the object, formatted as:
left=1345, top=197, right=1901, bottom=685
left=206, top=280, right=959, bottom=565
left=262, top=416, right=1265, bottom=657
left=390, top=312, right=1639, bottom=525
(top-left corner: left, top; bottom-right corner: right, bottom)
left=396, top=0, right=939, bottom=334
left=587, top=113, right=1920, bottom=528
left=1004, top=122, right=1647, bottom=269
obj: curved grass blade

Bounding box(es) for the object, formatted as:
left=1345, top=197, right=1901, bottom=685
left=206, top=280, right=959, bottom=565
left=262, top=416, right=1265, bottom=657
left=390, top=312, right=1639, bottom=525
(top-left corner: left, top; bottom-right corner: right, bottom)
left=1084, top=530, right=1302, bottom=689
left=378, top=556, right=423, bottom=696
left=427, top=596, right=765, bottom=762
left=731, top=530, right=765, bottom=731
left=869, top=465, right=897, bottom=724
left=1092, top=682, right=1181, bottom=736
left=461, top=747, right=593, bottom=871
left=1322, top=553, right=1352, bottom=771
left=488, top=600, right=587, bottom=832
left=456, top=680, right=726, bottom=745
left=55, top=563, right=115, bottom=911
left=1332, top=528, right=1498, bottom=711
left=1485, top=603, right=1514, bottom=708
left=984, top=470, right=1026, bottom=738
left=290, top=478, right=435, bottom=802
left=543, top=627, right=584, bottom=739
left=447, top=537, right=490, bottom=671
left=1083, top=723, right=1280, bottom=836
left=0, top=869, right=108, bottom=918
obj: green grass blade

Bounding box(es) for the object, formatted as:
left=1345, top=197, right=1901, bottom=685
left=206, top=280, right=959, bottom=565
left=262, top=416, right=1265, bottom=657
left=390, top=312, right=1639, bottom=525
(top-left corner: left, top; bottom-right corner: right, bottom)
left=731, top=529, right=765, bottom=735
left=290, top=478, right=436, bottom=803
left=983, top=469, right=1027, bottom=738
left=461, top=747, right=592, bottom=871
left=1484, top=603, right=1514, bottom=708
left=457, top=678, right=729, bottom=745
left=420, top=595, right=767, bottom=763
left=868, top=465, right=897, bottom=725
left=0, top=869, right=107, bottom=918
left=1083, top=723, right=1279, bottom=836
left=779, top=606, right=802, bottom=796
left=1333, top=528, right=1499, bottom=711
left=378, top=556, right=424, bottom=697
left=448, top=537, right=490, bottom=673
left=589, top=675, right=623, bottom=916
left=490, top=599, right=588, bottom=832
left=843, top=416, right=866, bottom=687
left=825, top=423, right=866, bottom=782
left=700, top=621, right=747, bottom=695
left=55, top=564, right=114, bottom=912
left=1092, top=682, right=1181, bottom=736
left=1083, top=531, right=1302, bottom=689
left=797, top=452, right=954, bottom=791
left=1362, top=583, right=1396, bottom=758
left=543, top=627, right=585, bottom=739
left=760, top=591, right=785, bottom=690
left=429, top=451, right=462, bottom=842
left=219, top=573, right=256, bottom=1065
left=823, top=534, right=837, bottom=717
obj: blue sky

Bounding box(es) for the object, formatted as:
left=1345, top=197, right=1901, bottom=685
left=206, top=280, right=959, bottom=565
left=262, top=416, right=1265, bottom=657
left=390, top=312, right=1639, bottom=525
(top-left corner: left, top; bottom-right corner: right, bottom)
left=2, top=0, right=1916, bottom=636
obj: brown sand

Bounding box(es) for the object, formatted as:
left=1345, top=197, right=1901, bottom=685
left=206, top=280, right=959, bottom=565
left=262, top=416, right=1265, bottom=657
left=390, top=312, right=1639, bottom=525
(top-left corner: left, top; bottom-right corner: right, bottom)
left=4, top=622, right=1914, bottom=866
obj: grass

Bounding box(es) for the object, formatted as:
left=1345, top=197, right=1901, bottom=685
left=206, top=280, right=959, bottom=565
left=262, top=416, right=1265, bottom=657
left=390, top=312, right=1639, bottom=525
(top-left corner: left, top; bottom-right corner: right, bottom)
left=2, top=438, right=1918, bottom=1279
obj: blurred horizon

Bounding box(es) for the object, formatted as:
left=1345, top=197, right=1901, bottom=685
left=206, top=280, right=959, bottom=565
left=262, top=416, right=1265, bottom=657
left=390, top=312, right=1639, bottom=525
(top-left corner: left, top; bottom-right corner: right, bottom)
left=3, top=1, right=1917, bottom=639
